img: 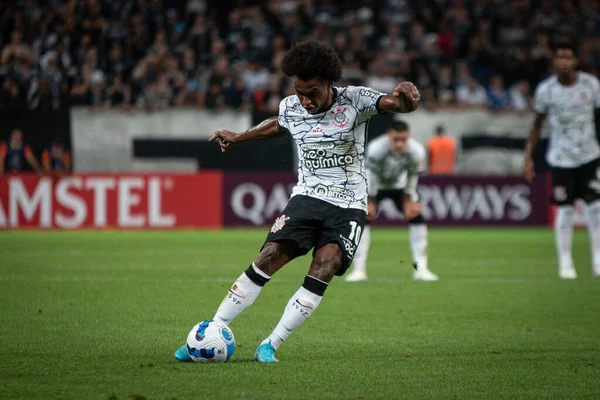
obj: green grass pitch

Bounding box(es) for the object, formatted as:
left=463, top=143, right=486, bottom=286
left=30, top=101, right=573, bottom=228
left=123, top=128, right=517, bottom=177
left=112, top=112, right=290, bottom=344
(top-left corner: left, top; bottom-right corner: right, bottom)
left=0, top=228, right=598, bottom=400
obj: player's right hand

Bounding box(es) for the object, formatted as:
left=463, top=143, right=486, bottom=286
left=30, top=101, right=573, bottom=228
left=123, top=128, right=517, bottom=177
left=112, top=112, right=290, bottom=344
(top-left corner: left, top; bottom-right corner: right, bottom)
left=209, top=130, right=239, bottom=153
left=523, top=157, right=535, bottom=183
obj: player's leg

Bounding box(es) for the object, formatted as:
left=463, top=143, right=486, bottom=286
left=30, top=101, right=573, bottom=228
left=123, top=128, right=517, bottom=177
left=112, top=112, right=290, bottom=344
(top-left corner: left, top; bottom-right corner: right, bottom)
left=175, top=197, right=312, bottom=361
left=408, top=214, right=438, bottom=281
left=345, top=198, right=377, bottom=282
left=212, top=241, right=299, bottom=326
left=577, top=159, right=600, bottom=277
left=255, top=244, right=341, bottom=362
left=345, top=221, right=371, bottom=281
left=255, top=206, right=365, bottom=362
left=388, top=189, right=437, bottom=280
left=175, top=240, right=301, bottom=362
left=551, top=167, right=577, bottom=279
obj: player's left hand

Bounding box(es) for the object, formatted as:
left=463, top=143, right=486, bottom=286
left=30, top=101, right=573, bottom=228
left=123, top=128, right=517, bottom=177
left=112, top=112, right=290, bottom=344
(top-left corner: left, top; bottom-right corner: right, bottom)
left=393, top=81, right=420, bottom=103
left=403, top=200, right=422, bottom=221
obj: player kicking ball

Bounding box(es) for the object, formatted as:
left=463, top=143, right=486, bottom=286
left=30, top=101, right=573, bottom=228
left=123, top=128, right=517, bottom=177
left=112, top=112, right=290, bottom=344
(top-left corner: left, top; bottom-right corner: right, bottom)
left=523, top=41, right=600, bottom=279
left=174, top=41, right=420, bottom=363
left=345, top=120, right=439, bottom=282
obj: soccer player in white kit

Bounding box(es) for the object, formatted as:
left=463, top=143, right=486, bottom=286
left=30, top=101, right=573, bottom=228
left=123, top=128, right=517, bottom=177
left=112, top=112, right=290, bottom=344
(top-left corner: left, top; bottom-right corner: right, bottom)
left=345, top=120, right=439, bottom=282
left=173, top=41, right=421, bottom=362
left=523, top=42, right=600, bottom=279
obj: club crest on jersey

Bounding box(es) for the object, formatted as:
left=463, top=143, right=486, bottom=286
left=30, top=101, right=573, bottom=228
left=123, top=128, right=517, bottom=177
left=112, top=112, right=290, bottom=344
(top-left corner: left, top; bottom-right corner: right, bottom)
left=270, top=215, right=290, bottom=233
left=330, top=106, right=350, bottom=128
left=553, top=186, right=567, bottom=202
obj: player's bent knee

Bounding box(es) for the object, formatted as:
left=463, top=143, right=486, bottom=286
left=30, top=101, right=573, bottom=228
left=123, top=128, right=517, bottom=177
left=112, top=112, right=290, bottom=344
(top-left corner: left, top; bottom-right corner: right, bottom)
left=255, top=243, right=282, bottom=269
left=255, top=241, right=297, bottom=274
left=310, top=244, right=343, bottom=282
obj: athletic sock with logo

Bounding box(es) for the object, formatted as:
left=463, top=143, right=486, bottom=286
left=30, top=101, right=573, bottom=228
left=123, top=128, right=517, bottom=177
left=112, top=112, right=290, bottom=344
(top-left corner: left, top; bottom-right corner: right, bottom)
left=213, top=263, right=270, bottom=325
left=263, top=276, right=327, bottom=350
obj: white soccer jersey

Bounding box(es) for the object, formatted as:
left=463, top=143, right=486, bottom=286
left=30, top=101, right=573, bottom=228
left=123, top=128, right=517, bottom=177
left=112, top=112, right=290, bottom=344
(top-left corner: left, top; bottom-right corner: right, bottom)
left=277, top=86, right=386, bottom=212
left=534, top=71, right=600, bottom=168
left=365, top=135, right=426, bottom=201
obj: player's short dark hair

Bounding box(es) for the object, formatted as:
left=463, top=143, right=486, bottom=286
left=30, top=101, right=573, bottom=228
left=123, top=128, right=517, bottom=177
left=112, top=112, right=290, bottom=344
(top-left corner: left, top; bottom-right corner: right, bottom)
left=551, top=41, right=578, bottom=57
left=389, top=120, right=410, bottom=133
left=280, top=41, right=342, bottom=83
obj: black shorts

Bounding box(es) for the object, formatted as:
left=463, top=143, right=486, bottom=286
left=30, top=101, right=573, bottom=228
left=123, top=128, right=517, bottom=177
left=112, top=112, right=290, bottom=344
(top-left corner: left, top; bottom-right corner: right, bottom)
left=551, top=158, right=600, bottom=205
left=373, top=189, right=407, bottom=211
left=263, top=195, right=367, bottom=276
left=372, top=189, right=425, bottom=224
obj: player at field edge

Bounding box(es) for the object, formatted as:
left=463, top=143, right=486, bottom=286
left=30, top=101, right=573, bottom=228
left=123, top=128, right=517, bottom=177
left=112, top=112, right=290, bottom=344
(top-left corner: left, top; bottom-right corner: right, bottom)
left=523, top=41, right=600, bottom=279
left=174, top=40, right=420, bottom=363
left=344, top=119, right=439, bottom=282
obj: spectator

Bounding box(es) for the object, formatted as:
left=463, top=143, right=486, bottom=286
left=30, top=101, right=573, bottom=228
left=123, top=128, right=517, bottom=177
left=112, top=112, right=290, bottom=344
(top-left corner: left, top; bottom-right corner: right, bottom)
left=241, top=56, right=270, bottom=93
left=509, top=80, right=531, bottom=112
left=204, top=80, right=226, bottom=111
left=42, top=140, right=71, bottom=174
left=487, top=75, right=511, bottom=111
left=254, top=74, right=285, bottom=113
left=457, top=77, right=488, bottom=108
left=454, top=61, right=471, bottom=87
left=89, top=71, right=110, bottom=110
left=0, top=129, right=42, bottom=175
left=1, top=77, right=27, bottom=111
left=137, top=73, right=172, bottom=112
left=105, top=43, right=129, bottom=79
left=179, top=48, right=201, bottom=106
left=80, top=0, right=107, bottom=47
left=107, top=74, right=131, bottom=111
left=225, top=75, right=248, bottom=110
left=435, top=65, right=455, bottom=106
left=1, top=31, right=31, bottom=66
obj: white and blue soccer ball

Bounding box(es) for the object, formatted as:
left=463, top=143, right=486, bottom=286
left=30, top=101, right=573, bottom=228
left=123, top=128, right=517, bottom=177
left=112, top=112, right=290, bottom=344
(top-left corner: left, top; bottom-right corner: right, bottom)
left=186, top=320, right=235, bottom=363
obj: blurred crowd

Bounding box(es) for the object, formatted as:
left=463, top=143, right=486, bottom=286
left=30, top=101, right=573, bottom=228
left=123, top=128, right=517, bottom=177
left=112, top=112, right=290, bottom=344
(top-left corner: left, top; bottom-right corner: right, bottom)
left=1, top=0, right=599, bottom=114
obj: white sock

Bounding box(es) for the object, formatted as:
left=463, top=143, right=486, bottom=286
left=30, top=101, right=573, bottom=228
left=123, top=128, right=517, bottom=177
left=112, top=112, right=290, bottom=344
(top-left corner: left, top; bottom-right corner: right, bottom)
left=585, top=201, right=600, bottom=270
left=264, top=278, right=325, bottom=350
left=213, top=263, right=269, bottom=325
left=409, top=223, right=428, bottom=271
left=351, top=224, right=371, bottom=274
left=555, top=205, right=575, bottom=272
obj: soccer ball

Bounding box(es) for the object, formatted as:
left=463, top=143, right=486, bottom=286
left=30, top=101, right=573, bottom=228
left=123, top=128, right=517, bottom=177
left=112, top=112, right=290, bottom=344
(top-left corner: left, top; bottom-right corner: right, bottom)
left=186, top=320, right=235, bottom=363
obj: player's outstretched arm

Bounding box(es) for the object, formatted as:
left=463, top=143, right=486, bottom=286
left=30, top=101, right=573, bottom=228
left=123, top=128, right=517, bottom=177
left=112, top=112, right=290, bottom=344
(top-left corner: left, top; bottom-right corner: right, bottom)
left=523, top=114, right=546, bottom=183
left=209, top=116, right=289, bottom=153
left=377, top=81, right=420, bottom=113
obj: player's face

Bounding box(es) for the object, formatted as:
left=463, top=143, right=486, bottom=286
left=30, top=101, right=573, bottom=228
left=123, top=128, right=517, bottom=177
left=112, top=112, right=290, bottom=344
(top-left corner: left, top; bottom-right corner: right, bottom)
left=388, top=130, right=409, bottom=153
left=553, top=49, right=577, bottom=75
left=292, top=77, right=331, bottom=114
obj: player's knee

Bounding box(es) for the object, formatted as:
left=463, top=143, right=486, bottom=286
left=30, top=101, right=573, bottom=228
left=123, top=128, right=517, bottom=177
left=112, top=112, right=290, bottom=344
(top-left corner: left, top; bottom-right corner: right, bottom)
left=255, top=241, right=297, bottom=273
left=312, top=244, right=343, bottom=276
left=314, top=251, right=342, bottom=269
left=255, top=242, right=281, bottom=270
